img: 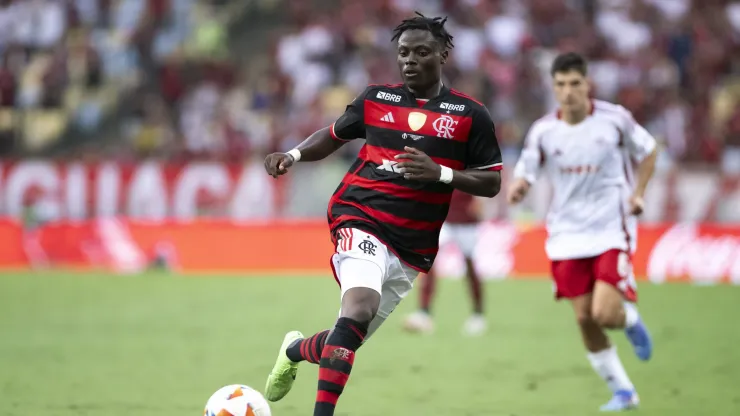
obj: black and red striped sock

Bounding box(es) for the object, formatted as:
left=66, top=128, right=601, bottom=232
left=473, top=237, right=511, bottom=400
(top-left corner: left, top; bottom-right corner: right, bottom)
left=314, top=317, right=368, bottom=416
left=285, top=330, right=330, bottom=364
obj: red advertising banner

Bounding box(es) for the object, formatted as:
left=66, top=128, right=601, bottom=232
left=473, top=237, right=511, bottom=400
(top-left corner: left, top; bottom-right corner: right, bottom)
left=2, top=219, right=739, bottom=285
left=0, top=160, right=282, bottom=219
left=1, top=160, right=740, bottom=223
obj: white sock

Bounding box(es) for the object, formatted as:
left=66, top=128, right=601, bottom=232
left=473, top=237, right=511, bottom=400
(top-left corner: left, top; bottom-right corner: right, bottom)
left=587, top=346, right=635, bottom=393
left=623, top=302, right=640, bottom=328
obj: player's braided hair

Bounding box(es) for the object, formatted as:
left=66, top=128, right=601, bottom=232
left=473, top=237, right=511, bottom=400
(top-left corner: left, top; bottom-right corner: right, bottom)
left=391, top=11, right=454, bottom=51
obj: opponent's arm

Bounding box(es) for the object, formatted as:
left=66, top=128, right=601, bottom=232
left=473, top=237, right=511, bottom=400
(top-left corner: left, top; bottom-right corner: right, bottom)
left=634, top=146, right=657, bottom=198
left=508, top=124, right=544, bottom=204
left=626, top=123, right=659, bottom=215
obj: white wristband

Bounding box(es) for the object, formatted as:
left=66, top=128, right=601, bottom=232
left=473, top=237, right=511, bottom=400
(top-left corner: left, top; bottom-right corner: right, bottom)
left=439, top=166, right=454, bottom=184
left=287, top=148, right=301, bottom=162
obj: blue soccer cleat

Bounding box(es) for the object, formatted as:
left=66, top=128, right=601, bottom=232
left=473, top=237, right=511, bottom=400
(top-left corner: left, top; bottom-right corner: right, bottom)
left=625, top=319, right=653, bottom=361
left=600, top=390, right=639, bottom=412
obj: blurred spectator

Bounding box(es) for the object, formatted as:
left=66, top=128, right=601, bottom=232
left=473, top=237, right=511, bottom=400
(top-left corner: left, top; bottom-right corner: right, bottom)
left=0, top=0, right=737, bottom=173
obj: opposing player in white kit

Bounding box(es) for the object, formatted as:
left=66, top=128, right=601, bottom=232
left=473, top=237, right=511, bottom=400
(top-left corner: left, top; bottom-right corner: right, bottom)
left=508, top=53, right=657, bottom=412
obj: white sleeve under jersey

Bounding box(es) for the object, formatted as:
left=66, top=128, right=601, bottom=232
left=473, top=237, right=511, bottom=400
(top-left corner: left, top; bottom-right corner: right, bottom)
left=512, top=101, right=657, bottom=260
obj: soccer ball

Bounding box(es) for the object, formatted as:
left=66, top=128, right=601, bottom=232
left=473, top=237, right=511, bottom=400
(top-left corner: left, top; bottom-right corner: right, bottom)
left=204, top=384, right=271, bottom=416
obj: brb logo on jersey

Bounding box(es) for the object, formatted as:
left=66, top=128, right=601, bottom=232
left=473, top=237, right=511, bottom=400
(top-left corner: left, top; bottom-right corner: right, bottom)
left=440, top=102, right=465, bottom=112
left=432, top=115, right=458, bottom=139
left=376, top=91, right=401, bottom=102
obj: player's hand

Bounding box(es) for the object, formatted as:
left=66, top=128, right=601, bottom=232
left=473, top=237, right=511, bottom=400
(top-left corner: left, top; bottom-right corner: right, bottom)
left=394, top=146, right=442, bottom=181
left=264, top=152, right=295, bottom=178
left=507, top=178, right=530, bottom=204
left=629, top=194, right=645, bottom=216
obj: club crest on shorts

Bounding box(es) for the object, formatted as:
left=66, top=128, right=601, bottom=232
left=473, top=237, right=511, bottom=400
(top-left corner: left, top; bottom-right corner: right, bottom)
left=358, top=237, right=377, bottom=255
left=407, top=112, right=427, bottom=131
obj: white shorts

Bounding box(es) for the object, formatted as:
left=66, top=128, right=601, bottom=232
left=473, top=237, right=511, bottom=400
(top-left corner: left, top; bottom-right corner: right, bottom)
left=330, top=228, right=417, bottom=340
left=438, top=222, right=479, bottom=258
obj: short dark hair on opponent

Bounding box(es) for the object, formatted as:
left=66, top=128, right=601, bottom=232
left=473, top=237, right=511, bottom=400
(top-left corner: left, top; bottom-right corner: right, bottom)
left=391, top=11, right=454, bottom=51
left=550, top=52, right=588, bottom=76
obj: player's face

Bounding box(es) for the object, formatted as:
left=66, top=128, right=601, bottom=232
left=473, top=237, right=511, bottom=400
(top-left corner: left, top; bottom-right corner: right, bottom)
left=397, top=29, right=447, bottom=91
left=553, top=70, right=590, bottom=112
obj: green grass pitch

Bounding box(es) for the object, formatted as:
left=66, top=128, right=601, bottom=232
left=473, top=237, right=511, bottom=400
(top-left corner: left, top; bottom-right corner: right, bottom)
left=1, top=272, right=739, bottom=416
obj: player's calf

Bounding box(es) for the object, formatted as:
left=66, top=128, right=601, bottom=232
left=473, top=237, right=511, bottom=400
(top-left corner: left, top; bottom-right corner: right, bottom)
left=315, top=287, right=378, bottom=416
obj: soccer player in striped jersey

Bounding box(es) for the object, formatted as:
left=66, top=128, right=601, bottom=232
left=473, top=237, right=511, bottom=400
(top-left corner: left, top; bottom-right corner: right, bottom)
left=262, top=12, right=503, bottom=416
left=508, top=52, right=657, bottom=412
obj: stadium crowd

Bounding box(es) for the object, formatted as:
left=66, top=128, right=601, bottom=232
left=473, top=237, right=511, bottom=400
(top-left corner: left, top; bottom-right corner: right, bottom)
left=0, top=0, right=239, bottom=156
left=1, top=0, right=740, bottom=174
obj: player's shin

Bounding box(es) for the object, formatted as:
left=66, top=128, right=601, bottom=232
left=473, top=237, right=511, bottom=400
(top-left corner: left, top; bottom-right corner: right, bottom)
left=286, top=330, right=330, bottom=364
left=464, top=257, right=483, bottom=315
left=314, top=286, right=378, bottom=415
left=587, top=346, right=636, bottom=394
left=314, top=317, right=369, bottom=416
left=420, top=271, right=436, bottom=313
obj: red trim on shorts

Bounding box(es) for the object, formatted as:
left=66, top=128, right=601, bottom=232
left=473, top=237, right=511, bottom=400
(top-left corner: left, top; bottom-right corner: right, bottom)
left=328, top=225, right=429, bottom=275
left=329, top=254, right=341, bottom=288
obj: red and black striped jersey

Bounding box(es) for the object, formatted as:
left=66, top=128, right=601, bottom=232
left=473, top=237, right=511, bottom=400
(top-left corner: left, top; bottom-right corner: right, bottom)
left=327, top=84, right=503, bottom=272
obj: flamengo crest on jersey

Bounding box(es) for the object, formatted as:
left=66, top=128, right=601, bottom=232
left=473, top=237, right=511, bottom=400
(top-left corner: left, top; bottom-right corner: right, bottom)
left=432, top=115, right=458, bottom=139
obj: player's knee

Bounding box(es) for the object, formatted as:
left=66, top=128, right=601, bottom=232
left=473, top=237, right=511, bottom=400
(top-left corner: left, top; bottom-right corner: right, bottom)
left=591, top=304, right=620, bottom=329
left=575, top=309, right=594, bottom=328
left=341, top=304, right=376, bottom=325
left=340, top=287, right=380, bottom=325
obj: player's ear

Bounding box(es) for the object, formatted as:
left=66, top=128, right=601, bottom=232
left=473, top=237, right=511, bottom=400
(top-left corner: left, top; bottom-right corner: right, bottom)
left=441, top=50, right=448, bottom=65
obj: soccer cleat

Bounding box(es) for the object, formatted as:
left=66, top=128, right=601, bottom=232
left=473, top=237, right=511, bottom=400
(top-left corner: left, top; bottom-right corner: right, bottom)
left=462, top=314, right=487, bottom=336
left=625, top=319, right=653, bottom=361
left=402, top=311, right=434, bottom=334
left=599, top=389, right=639, bottom=412
left=264, top=330, right=304, bottom=402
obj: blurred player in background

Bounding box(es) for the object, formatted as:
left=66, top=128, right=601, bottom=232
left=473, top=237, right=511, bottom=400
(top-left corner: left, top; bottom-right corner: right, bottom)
left=508, top=52, right=657, bottom=412
left=262, top=13, right=503, bottom=416
left=403, top=190, right=487, bottom=336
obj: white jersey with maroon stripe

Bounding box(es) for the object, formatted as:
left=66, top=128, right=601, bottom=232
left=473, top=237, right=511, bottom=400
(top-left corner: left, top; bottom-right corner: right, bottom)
left=513, top=100, right=657, bottom=261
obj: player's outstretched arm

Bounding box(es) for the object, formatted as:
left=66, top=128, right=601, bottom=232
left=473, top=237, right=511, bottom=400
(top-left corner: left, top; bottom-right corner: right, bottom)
left=508, top=121, right=544, bottom=204
left=264, top=127, right=345, bottom=178
left=507, top=177, right=531, bottom=205
left=629, top=143, right=658, bottom=215
left=394, top=146, right=501, bottom=197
